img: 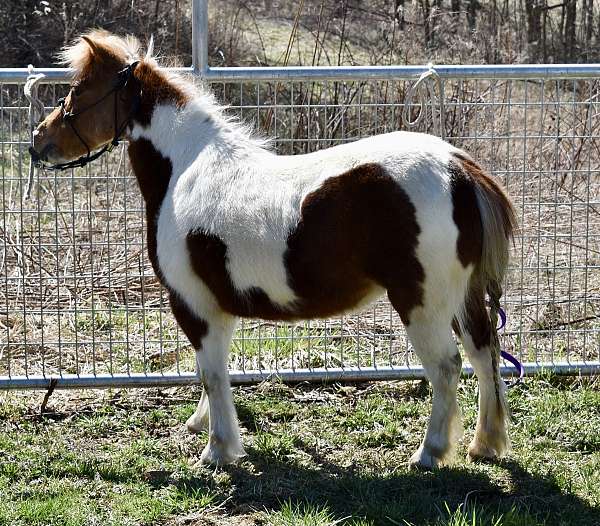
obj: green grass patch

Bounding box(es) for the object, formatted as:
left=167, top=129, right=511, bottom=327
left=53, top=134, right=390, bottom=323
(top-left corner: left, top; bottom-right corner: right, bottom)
left=0, top=376, right=598, bottom=525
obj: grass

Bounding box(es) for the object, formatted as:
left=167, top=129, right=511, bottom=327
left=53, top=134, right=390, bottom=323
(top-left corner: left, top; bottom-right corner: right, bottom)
left=0, top=375, right=599, bottom=525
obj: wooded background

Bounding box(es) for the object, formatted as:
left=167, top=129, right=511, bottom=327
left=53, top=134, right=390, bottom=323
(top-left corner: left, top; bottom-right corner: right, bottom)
left=1, top=0, right=598, bottom=68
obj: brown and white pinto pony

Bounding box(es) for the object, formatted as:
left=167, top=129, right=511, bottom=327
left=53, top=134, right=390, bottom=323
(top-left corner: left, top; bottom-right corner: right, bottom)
left=31, top=31, right=517, bottom=469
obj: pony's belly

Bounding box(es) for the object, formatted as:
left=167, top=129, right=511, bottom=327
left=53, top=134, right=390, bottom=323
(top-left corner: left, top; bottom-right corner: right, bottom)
left=307, top=283, right=387, bottom=318
left=156, top=223, right=386, bottom=322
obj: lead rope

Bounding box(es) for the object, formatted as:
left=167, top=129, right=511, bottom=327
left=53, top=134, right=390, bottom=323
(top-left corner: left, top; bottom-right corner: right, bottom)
left=487, top=297, right=524, bottom=388
left=402, top=62, right=446, bottom=139
left=24, top=65, right=46, bottom=199
left=496, top=307, right=524, bottom=387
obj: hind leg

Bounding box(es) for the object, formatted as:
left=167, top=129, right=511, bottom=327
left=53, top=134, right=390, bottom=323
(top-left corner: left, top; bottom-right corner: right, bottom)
left=396, top=301, right=463, bottom=469
left=456, top=289, right=509, bottom=461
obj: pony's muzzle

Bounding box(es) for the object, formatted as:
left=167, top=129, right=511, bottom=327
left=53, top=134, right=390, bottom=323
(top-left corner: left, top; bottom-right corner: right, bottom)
left=29, top=143, right=55, bottom=164
left=29, top=146, right=42, bottom=163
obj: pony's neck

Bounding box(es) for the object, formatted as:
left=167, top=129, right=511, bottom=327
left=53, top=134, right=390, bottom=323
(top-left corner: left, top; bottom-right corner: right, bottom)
left=128, top=61, right=262, bottom=175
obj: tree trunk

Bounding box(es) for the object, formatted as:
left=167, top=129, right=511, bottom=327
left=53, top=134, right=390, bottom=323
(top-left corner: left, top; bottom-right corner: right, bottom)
left=585, top=0, right=594, bottom=59
left=395, top=0, right=406, bottom=29
left=451, top=0, right=461, bottom=16
left=491, top=0, right=498, bottom=61
left=525, top=0, right=542, bottom=60
left=563, top=0, right=577, bottom=61
left=542, top=0, right=548, bottom=62
left=420, top=0, right=432, bottom=47
left=525, top=0, right=542, bottom=44
left=467, top=0, right=480, bottom=30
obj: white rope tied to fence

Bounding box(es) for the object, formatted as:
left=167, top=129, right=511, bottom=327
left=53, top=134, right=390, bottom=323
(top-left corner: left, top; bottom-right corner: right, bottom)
left=402, top=62, right=446, bottom=139
left=24, top=65, right=46, bottom=199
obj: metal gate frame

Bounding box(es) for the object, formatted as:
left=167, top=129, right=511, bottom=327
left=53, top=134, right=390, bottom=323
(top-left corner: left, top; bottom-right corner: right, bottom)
left=1, top=0, right=599, bottom=389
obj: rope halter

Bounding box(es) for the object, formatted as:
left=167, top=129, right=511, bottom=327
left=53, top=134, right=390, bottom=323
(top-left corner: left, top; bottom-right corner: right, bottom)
left=29, top=61, right=141, bottom=172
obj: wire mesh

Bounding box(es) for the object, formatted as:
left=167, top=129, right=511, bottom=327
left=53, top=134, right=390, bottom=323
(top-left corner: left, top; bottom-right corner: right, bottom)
left=1, top=73, right=599, bottom=388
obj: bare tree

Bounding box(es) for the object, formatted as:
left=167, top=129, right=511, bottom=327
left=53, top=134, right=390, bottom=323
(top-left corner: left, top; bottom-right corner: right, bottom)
left=525, top=0, right=542, bottom=60
left=564, top=0, right=577, bottom=61
left=395, top=0, right=406, bottom=29
left=451, top=0, right=461, bottom=14
left=467, top=0, right=481, bottom=30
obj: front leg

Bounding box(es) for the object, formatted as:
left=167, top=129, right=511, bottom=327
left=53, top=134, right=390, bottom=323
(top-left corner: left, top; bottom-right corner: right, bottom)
left=170, top=293, right=245, bottom=465
left=186, top=389, right=209, bottom=433
left=196, top=315, right=246, bottom=465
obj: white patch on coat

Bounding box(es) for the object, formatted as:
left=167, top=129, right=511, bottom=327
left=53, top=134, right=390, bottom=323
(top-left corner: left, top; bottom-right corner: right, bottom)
left=131, top=94, right=468, bottom=320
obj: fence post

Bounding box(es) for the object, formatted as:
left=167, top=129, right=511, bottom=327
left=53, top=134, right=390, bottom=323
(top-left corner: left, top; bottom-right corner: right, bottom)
left=192, top=0, right=209, bottom=77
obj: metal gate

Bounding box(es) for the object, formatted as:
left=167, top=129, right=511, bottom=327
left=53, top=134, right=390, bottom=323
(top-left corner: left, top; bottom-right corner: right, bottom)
left=1, top=0, right=599, bottom=389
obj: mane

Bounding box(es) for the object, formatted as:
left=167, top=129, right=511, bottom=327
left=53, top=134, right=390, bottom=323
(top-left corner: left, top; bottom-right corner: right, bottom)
left=58, top=29, right=146, bottom=80
left=188, top=82, right=273, bottom=152
left=59, top=30, right=271, bottom=150
left=150, top=62, right=273, bottom=151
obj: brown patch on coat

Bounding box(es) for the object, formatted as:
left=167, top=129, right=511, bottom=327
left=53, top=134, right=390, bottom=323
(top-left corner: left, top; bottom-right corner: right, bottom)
left=449, top=152, right=516, bottom=271
left=169, top=292, right=208, bottom=349
left=186, top=163, right=424, bottom=324
left=128, top=137, right=207, bottom=350
left=286, top=163, right=424, bottom=324
left=452, top=152, right=516, bottom=244
left=132, top=61, right=189, bottom=127
left=186, top=232, right=292, bottom=320
left=127, top=138, right=172, bottom=278
left=448, top=160, right=483, bottom=268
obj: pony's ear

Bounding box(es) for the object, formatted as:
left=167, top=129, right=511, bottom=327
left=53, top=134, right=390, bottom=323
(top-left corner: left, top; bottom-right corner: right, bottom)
left=81, top=36, right=100, bottom=55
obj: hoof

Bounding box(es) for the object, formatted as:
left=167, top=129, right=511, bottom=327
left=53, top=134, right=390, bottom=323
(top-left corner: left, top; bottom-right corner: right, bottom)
left=409, top=445, right=444, bottom=470
left=185, top=413, right=209, bottom=434
left=200, top=439, right=246, bottom=466
left=467, top=440, right=500, bottom=462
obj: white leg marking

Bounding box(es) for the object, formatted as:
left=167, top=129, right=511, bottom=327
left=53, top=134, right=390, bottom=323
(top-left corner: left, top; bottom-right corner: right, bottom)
left=196, top=314, right=246, bottom=466
left=406, top=318, right=463, bottom=470
left=460, top=333, right=510, bottom=460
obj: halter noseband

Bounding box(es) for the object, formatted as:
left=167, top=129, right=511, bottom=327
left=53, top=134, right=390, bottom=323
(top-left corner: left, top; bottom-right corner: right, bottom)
left=30, top=61, right=141, bottom=171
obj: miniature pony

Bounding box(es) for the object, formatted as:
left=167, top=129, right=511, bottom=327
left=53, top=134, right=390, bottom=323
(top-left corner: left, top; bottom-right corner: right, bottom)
left=31, top=31, right=517, bottom=469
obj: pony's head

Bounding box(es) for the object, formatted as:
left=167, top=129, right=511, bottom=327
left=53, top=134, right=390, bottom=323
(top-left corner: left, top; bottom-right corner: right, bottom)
left=31, top=30, right=147, bottom=165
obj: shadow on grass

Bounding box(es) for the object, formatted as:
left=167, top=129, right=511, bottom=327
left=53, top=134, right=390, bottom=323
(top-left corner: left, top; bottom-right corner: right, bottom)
left=18, top=416, right=596, bottom=525
left=203, top=442, right=598, bottom=526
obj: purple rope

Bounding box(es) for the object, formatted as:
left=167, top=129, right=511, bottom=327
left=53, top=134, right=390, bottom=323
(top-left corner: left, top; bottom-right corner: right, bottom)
left=496, top=306, right=507, bottom=331
left=496, top=307, right=524, bottom=387
left=501, top=350, right=524, bottom=386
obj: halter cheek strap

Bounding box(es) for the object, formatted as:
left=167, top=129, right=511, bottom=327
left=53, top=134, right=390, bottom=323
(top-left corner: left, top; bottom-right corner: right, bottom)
left=30, top=61, right=141, bottom=171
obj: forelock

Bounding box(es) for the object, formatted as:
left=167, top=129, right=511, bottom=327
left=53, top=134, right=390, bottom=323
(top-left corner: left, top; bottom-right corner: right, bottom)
left=58, top=30, right=142, bottom=80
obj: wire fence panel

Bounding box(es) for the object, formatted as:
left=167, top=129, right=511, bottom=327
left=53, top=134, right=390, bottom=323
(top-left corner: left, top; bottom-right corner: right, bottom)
left=1, top=71, right=599, bottom=389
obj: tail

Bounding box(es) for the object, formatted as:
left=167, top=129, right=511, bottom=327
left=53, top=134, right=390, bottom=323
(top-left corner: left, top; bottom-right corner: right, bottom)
left=453, top=151, right=518, bottom=421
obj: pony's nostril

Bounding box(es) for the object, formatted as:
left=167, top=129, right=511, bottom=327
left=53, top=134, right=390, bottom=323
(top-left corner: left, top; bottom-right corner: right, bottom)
left=29, top=146, right=42, bottom=162
left=29, top=144, right=54, bottom=163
